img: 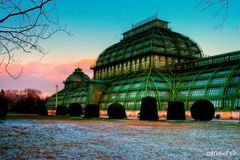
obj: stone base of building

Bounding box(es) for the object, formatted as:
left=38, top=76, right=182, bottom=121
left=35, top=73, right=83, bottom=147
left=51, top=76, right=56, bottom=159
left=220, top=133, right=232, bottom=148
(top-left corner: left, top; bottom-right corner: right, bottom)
left=48, top=109, right=240, bottom=120
left=47, top=110, right=56, bottom=116
left=100, top=110, right=240, bottom=120
left=215, top=111, right=240, bottom=120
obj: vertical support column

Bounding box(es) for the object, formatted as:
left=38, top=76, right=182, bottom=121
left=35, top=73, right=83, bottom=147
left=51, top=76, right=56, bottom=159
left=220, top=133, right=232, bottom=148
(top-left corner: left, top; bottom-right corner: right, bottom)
left=139, top=57, right=142, bottom=70
left=150, top=55, right=155, bottom=69
left=120, top=63, right=123, bottom=75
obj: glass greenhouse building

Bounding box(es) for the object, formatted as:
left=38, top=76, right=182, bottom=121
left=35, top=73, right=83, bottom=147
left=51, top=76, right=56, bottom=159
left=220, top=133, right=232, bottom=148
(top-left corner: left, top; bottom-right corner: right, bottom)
left=46, top=17, right=240, bottom=112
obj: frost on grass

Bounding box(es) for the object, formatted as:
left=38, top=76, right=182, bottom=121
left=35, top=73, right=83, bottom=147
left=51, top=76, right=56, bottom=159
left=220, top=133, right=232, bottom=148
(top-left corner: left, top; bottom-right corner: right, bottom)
left=0, top=119, right=239, bottom=159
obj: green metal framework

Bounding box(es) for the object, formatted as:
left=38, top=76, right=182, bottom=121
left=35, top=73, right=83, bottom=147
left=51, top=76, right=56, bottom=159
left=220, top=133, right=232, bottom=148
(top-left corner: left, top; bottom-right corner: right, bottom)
left=174, top=51, right=240, bottom=110
left=46, top=88, right=87, bottom=109
left=46, top=68, right=90, bottom=109
left=99, top=69, right=172, bottom=110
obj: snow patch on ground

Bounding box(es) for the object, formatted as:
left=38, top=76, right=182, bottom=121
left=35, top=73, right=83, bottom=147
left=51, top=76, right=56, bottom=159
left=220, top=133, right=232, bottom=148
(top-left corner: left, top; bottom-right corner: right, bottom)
left=0, top=119, right=239, bottom=159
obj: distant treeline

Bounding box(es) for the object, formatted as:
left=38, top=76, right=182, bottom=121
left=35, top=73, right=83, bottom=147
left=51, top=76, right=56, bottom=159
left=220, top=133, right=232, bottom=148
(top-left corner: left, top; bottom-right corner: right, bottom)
left=0, top=89, right=48, bottom=115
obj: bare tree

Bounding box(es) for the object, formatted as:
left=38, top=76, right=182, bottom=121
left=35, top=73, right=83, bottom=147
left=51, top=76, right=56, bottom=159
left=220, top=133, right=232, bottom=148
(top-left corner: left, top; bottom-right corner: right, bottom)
left=195, top=0, right=230, bottom=29
left=0, top=0, right=69, bottom=79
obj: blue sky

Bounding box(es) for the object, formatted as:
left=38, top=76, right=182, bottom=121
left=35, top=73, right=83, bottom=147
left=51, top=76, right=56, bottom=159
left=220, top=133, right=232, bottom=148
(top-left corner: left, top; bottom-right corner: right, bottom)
left=1, top=0, right=240, bottom=96
left=43, top=0, right=239, bottom=61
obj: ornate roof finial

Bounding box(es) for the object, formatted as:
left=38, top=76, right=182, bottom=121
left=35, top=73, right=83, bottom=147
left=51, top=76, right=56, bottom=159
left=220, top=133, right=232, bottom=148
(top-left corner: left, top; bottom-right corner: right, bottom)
left=75, top=67, right=82, bottom=73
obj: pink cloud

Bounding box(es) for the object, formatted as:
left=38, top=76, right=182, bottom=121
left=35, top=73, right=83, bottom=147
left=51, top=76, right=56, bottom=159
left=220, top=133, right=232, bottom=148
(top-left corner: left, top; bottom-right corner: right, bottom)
left=0, top=58, right=96, bottom=97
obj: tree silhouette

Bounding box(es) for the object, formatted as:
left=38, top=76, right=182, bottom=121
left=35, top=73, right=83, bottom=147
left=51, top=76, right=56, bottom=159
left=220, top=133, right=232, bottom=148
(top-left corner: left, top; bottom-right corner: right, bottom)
left=2, top=88, right=50, bottom=114
left=0, top=0, right=70, bottom=79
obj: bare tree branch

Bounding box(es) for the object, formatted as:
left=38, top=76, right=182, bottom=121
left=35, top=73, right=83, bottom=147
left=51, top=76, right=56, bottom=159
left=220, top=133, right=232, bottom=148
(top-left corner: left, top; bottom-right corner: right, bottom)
left=195, top=0, right=230, bottom=29
left=0, top=0, right=51, bottom=23
left=0, top=0, right=70, bottom=79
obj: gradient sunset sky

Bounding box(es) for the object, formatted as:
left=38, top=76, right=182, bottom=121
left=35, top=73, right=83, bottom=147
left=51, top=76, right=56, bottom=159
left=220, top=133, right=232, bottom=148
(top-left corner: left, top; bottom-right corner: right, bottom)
left=1, top=0, right=240, bottom=97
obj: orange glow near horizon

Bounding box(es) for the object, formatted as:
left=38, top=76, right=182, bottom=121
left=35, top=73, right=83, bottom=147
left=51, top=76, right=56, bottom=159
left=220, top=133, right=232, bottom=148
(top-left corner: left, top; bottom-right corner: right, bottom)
left=1, top=58, right=96, bottom=97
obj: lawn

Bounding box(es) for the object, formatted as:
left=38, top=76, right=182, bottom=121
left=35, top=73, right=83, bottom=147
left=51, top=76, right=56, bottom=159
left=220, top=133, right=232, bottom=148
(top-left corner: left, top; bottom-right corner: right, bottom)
left=0, top=115, right=239, bottom=159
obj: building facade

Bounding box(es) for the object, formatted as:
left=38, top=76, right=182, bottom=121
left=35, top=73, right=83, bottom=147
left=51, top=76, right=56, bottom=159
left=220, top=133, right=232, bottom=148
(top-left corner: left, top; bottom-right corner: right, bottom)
left=46, top=17, right=240, bottom=112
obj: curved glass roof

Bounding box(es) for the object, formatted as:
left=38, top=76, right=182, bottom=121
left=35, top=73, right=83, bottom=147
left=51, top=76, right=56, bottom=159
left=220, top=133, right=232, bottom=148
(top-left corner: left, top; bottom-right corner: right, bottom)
left=46, top=88, right=88, bottom=109
left=65, top=68, right=90, bottom=83
left=95, top=19, right=202, bottom=68
left=64, top=68, right=90, bottom=89
left=175, top=62, right=240, bottom=110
